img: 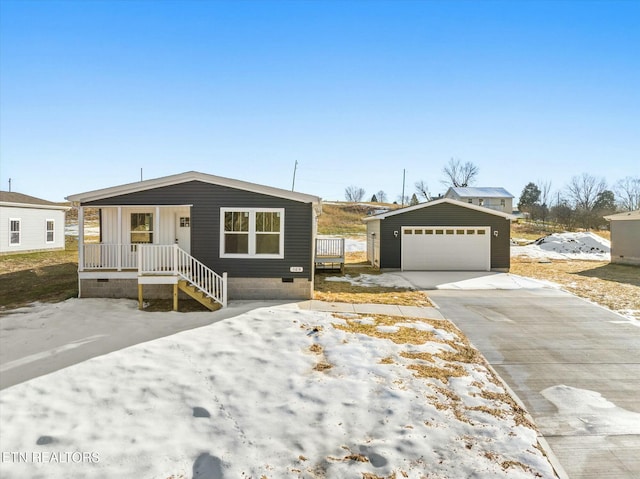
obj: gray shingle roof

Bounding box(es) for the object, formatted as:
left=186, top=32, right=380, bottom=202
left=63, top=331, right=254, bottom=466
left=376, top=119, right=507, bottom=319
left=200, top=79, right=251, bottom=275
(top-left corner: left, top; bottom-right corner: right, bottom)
left=0, top=191, right=67, bottom=207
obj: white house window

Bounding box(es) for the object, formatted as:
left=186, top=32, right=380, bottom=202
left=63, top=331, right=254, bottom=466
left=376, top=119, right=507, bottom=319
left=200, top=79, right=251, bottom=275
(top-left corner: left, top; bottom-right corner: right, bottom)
left=9, top=219, right=20, bottom=245
left=131, top=213, right=154, bottom=243
left=179, top=217, right=190, bottom=228
left=467, top=199, right=473, bottom=204
left=46, top=219, right=55, bottom=243
left=500, top=199, right=506, bottom=207
left=221, top=208, right=284, bottom=258
left=478, top=198, right=484, bottom=206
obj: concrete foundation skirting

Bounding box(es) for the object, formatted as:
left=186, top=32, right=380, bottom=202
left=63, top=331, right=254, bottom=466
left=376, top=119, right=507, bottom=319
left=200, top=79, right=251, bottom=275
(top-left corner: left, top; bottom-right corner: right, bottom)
left=80, top=277, right=313, bottom=301
left=227, top=277, right=312, bottom=300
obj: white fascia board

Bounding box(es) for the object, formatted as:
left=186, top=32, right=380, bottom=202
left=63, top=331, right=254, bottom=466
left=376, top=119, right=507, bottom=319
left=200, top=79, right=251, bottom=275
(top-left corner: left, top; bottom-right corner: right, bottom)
left=0, top=202, right=71, bottom=211
left=66, top=171, right=321, bottom=206
left=362, top=198, right=516, bottom=222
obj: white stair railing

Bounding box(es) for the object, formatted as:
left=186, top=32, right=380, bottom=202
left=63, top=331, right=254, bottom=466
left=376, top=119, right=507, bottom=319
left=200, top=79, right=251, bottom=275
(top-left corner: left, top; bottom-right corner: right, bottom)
left=138, top=244, right=227, bottom=308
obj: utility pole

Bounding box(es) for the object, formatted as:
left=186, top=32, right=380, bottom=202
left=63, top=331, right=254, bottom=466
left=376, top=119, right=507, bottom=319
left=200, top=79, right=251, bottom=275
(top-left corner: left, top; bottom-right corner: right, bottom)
left=401, top=169, right=406, bottom=207
left=8, top=178, right=11, bottom=192
left=140, top=168, right=143, bottom=182
left=291, top=160, right=298, bottom=191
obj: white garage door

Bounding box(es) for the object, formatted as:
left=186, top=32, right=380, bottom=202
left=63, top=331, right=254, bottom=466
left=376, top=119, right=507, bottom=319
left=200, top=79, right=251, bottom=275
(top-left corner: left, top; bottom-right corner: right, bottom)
left=401, top=226, right=491, bottom=271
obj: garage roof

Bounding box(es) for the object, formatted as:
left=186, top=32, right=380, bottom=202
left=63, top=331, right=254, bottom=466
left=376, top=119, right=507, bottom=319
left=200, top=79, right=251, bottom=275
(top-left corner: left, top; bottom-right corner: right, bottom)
left=362, top=198, right=516, bottom=222
left=604, top=209, right=640, bottom=221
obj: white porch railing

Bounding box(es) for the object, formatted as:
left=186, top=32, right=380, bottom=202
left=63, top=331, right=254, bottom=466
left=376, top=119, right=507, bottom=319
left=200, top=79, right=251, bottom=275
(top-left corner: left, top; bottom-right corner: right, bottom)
left=138, top=244, right=227, bottom=308
left=81, top=243, right=227, bottom=307
left=82, top=243, right=139, bottom=270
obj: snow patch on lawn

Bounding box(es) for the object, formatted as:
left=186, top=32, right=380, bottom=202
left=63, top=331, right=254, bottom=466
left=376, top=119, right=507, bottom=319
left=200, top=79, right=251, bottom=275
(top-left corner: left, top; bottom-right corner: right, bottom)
left=512, top=232, right=610, bottom=261
left=0, top=300, right=556, bottom=479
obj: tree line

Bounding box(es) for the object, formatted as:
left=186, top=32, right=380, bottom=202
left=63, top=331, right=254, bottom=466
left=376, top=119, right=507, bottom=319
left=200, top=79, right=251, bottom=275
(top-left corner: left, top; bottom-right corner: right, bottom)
left=518, top=174, right=639, bottom=229
left=343, top=158, right=639, bottom=230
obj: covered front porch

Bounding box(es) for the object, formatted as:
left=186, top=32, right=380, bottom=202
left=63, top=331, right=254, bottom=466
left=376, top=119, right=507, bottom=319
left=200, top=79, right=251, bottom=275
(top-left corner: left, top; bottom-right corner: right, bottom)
left=76, top=205, right=226, bottom=309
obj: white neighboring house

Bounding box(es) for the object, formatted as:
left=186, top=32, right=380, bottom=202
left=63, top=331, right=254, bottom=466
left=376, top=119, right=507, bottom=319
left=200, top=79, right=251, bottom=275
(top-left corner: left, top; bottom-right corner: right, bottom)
left=0, top=191, right=70, bottom=254
left=444, top=187, right=514, bottom=214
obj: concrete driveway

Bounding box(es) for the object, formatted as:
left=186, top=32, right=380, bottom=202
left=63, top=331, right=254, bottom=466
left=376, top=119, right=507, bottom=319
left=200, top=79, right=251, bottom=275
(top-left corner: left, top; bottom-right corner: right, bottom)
left=399, top=271, right=640, bottom=479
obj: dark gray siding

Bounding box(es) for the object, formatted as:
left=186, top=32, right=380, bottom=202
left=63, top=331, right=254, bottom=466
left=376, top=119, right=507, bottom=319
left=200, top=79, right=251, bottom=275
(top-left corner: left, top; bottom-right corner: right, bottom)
left=377, top=203, right=511, bottom=270
left=84, top=181, right=314, bottom=280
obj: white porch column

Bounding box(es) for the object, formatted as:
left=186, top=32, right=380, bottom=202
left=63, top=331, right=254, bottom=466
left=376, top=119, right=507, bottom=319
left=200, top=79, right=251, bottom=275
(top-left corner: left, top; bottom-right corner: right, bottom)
left=155, top=206, right=160, bottom=244
left=117, top=207, right=122, bottom=271
left=78, top=206, right=84, bottom=272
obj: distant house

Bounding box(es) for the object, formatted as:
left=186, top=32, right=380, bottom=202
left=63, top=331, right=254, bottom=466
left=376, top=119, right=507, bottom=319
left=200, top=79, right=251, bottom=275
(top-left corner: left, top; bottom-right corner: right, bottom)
left=604, top=210, right=640, bottom=266
left=363, top=198, right=514, bottom=272
left=444, top=187, right=514, bottom=214
left=66, top=171, right=322, bottom=309
left=0, top=191, right=70, bottom=254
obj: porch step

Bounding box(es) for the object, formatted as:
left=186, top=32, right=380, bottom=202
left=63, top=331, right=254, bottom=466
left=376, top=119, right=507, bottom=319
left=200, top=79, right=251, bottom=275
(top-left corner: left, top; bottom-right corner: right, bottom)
left=177, top=280, right=220, bottom=311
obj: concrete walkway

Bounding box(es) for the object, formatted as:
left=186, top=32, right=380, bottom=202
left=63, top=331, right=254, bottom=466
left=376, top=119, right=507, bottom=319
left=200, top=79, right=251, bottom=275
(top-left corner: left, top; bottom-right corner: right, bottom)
left=297, top=299, right=445, bottom=319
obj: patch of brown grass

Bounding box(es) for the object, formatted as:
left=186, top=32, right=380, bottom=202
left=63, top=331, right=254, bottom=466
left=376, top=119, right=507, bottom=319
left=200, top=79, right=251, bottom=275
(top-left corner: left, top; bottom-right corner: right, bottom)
left=0, top=237, right=81, bottom=310
left=315, top=269, right=432, bottom=307
left=332, top=314, right=437, bottom=345
left=511, top=259, right=640, bottom=317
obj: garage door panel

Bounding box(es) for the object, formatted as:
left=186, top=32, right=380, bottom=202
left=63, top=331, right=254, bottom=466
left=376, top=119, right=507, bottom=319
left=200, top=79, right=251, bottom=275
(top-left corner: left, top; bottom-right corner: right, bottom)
left=402, top=227, right=490, bottom=271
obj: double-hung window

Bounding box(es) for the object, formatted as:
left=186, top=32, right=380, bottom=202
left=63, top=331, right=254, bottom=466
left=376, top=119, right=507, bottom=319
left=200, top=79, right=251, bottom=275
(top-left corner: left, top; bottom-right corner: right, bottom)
left=46, top=220, right=55, bottom=243
left=131, top=213, right=154, bottom=243
left=221, top=208, right=284, bottom=258
left=9, top=219, right=20, bottom=246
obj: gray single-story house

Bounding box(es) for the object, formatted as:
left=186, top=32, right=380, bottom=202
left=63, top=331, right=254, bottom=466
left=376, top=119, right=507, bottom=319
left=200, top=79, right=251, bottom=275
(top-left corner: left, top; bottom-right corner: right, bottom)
left=66, top=171, right=322, bottom=308
left=363, top=198, right=514, bottom=271
left=0, top=191, right=70, bottom=254
left=604, top=210, right=640, bottom=266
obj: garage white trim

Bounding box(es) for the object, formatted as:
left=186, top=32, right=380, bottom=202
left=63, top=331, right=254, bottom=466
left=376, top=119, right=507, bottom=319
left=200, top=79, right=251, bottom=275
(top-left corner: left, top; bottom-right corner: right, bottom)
left=401, top=226, right=491, bottom=271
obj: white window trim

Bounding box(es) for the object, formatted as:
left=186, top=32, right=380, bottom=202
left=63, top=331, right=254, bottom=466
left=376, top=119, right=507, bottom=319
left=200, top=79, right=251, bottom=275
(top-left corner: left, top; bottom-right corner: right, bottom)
left=9, top=218, right=21, bottom=246
left=220, top=207, right=285, bottom=259
left=46, top=219, right=55, bottom=244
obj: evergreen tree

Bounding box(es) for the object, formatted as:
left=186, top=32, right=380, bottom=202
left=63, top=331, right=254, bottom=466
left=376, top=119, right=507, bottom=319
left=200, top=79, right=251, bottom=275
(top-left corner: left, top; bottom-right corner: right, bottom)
left=518, top=182, right=541, bottom=214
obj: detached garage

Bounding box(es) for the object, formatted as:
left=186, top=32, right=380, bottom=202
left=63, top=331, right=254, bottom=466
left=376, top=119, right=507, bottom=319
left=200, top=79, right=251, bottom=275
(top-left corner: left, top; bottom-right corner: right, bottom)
left=364, top=198, right=514, bottom=272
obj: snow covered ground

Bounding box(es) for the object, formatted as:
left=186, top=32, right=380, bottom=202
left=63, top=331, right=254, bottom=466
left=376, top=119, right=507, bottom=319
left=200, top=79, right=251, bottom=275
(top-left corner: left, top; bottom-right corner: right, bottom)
left=0, top=301, right=556, bottom=479
left=511, top=232, right=610, bottom=261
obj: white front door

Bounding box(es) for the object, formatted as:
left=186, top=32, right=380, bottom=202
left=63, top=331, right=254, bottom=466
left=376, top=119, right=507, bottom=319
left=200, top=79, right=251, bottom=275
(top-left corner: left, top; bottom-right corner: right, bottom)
left=175, top=212, right=191, bottom=254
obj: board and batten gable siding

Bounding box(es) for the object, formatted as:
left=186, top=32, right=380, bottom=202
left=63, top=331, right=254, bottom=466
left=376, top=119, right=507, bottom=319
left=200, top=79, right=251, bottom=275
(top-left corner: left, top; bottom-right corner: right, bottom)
left=82, top=180, right=315, bottom=280
left=376, top=202, right=511, bottom=270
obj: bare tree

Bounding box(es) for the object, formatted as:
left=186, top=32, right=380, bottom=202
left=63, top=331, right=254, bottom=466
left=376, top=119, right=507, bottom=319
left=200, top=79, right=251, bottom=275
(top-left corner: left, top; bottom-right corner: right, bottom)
left=414, top=180, right=432, bottom=201
left=376, top=190, right=388, bottom=203
left=566, top=173, right=607, bottom=228
left=614, top=176, right=640, bottom=211
left=344, top=185, right=366, bottom=202
left=538, top=180, right=552, bottom=224
left=566, top=173, right=607, bottom=211
left=441, top=158, right=479, bottom=187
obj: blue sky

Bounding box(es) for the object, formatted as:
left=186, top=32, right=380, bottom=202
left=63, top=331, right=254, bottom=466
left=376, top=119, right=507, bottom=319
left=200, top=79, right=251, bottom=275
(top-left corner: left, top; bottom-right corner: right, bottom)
left=1, top=0, right=638, bottom=203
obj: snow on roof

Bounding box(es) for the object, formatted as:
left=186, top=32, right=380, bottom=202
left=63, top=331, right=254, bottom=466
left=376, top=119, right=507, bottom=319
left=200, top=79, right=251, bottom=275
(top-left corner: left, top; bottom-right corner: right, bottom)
left=447, top=187, right=514, bottom=198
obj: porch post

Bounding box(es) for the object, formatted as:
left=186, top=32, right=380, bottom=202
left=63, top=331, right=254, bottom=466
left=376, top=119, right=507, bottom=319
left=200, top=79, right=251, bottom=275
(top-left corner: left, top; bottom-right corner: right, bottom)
left=138, top=284, right=144, bottom=310
left=173, top=283, right=179, bottom=311
left=222, top=272, right=228, bottom=308
left=117, top=207, right=122, bottom=271
left=78, top=206, right=84, bottom=272
left=154, top=206, right=160, bottom=244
